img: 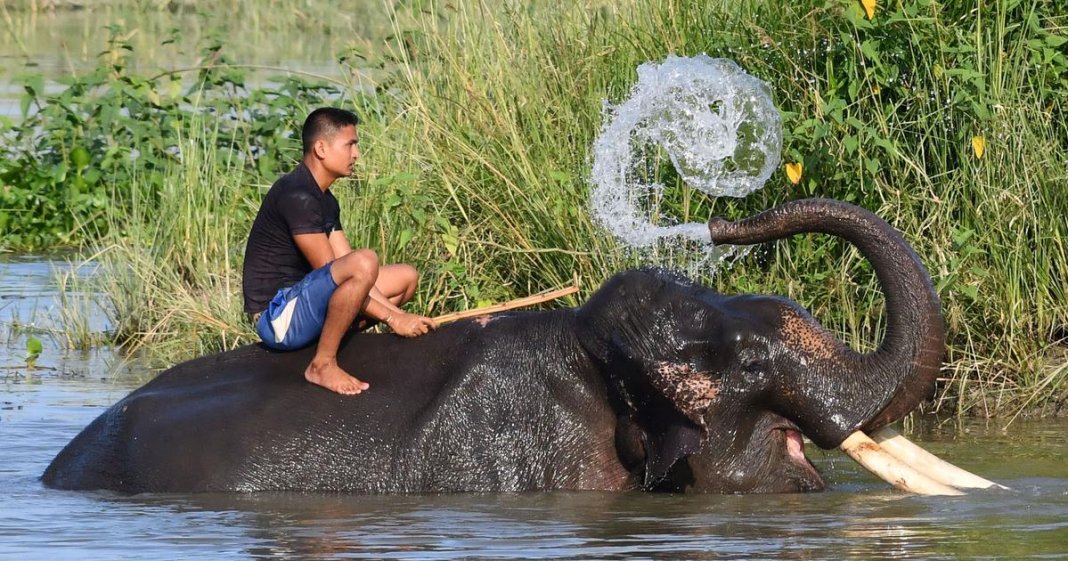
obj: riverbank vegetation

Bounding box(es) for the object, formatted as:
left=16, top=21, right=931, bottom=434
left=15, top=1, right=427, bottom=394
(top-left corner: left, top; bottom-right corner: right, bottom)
left=1, top=0, right=1065, bottom=416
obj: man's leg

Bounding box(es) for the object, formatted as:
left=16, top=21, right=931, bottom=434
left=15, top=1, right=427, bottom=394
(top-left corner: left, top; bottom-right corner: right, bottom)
left=305, top=249, right=379, bottom=395
left=350, top=263, right=420, bottom=331
left=374, top=263, right=419, bottom=306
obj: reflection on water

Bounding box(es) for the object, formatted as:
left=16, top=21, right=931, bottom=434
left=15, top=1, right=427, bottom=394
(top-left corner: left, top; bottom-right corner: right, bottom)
left=0, top=255, right=106, bottom=331
left=1, top=257, right=1066, bottom=560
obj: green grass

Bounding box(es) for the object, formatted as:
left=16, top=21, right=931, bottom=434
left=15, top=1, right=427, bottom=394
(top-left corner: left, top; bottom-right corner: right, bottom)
left=38, top=0, right=1068, bottom=416
left=89, top=119, right=257, bottom=364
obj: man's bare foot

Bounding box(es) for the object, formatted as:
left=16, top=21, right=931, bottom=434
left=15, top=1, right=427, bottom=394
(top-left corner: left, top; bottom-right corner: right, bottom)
left=304, top=358, right=370, bottom=395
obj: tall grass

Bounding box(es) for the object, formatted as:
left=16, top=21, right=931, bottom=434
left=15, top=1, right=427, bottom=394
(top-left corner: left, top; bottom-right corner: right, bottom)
left=93, top=119, right=257, bottom=364
left=78, top=0, right=1066, bottom=415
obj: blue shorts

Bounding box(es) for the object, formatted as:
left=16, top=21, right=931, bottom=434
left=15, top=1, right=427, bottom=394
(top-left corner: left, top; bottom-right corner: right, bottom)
left=256, top=263, right=338, bottom=350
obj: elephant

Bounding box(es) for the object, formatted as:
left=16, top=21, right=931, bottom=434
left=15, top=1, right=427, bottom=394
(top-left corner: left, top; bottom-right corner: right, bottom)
left=42, top=198, right=948, bottom=495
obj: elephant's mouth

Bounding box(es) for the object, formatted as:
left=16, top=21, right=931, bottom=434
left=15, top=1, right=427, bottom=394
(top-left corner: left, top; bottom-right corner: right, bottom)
left=776, top=427, right=823, bottom=489
left=784, top=429, right=807, bottom=463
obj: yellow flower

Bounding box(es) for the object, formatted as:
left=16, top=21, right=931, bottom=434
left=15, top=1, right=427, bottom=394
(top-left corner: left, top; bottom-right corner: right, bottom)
left=861, top=0, right=876, bottom=20
left=785, top=162, right=803, bottom=185
left=972, top=135, right=986, bottom=159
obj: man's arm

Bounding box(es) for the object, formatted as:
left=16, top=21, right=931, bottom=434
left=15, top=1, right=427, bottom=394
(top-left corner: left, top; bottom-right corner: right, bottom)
left=327, top=229, right=353, bottom=259
left=294, top=232, right=336, bottom=270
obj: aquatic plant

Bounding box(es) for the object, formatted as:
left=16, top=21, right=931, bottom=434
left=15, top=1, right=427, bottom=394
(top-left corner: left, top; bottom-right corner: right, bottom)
left=24, top=335, right=41, bottom=369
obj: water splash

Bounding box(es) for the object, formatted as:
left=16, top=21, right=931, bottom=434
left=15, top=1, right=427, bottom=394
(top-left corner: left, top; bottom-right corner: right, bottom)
left=589, top=55, right=782, bottom=274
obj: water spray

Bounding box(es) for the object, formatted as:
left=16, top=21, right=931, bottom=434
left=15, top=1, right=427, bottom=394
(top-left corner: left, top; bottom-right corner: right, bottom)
left=589, top=55, right=782, bottom=274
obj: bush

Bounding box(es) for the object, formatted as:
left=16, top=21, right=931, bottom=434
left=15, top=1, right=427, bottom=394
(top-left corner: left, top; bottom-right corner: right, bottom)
left=0, top=26, right=339, bottom=250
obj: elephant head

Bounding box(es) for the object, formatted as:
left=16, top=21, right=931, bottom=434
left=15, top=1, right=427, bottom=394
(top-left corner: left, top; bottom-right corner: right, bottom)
left=576, top=198, right=944, bottom=493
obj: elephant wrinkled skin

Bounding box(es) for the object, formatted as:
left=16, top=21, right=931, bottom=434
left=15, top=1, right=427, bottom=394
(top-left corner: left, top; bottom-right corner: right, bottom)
left=43, top=198, right=944, bottom=494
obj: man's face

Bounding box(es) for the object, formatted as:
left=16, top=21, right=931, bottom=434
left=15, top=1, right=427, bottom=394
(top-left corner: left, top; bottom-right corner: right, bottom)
left=317, top=124, right=361, bottom=179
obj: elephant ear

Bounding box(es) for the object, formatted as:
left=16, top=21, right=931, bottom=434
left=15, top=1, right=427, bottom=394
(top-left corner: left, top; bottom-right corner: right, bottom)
left=643, top=414, right=703, bottom=487
left=616, top=411, right=703, bottom=488
left=581, top=270, right=710, bottom=487
left=609, top=334, right=706, bottom=488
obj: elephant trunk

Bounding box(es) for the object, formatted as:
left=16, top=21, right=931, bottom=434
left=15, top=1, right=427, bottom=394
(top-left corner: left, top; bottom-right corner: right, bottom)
left=708, top=198, right=944, bottom=448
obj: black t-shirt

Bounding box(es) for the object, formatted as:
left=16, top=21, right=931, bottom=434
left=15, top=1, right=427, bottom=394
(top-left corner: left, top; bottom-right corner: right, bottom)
left=242, top=163, right=343, bottom=314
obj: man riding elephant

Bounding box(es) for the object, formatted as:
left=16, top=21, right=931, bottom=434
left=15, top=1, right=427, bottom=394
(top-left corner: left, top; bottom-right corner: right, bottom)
left=242, top=107, right=434, bottom=395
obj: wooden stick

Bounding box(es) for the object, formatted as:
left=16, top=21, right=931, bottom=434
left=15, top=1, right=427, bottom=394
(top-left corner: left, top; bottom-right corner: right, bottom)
left=431, top=284, right=580, bottom=327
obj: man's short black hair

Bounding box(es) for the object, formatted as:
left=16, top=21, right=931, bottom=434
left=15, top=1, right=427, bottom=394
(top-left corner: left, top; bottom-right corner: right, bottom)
left=302, top=107, right=360, bottom=155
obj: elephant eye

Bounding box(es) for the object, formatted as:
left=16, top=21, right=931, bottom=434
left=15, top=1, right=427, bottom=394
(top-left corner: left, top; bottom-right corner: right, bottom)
left=743, top=359, right=765, bottom=373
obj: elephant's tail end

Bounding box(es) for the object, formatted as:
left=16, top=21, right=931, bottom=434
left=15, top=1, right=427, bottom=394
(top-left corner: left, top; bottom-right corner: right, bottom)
left=41, top=407, right=134, bottom=492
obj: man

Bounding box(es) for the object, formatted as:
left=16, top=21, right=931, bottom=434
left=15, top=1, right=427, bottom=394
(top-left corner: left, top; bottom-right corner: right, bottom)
left=242, top=107, right=434, bottom=395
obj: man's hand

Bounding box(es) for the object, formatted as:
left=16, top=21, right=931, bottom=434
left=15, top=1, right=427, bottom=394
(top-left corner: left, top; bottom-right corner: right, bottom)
left=388, top=312, right=436, bottom=337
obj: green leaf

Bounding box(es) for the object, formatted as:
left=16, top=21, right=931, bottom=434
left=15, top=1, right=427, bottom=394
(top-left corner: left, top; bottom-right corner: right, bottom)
left=371, top=172, right=419, bottom=187
left=441, top=232, right=459, bottom=255
left=944, top=67, right=984, bottom=81
left=843, top=135, right=859, bottom=155
left=25, top=336, right=43, bottom=368
left=860, top=40, right=881, bottom=63
left=397, top=228, right=413, bottom=250
left=26, top=336, right=42, bottom=356
left=872, top=137, right=898, bottom=156
left=25, top=74, right=44, bottom=97
left=952, top=227, right=975, bottom=247
left=71, top=146, right=91, bottom=170
left=83, top=168, right=101, bottom=185
left=52, top=163, right=69, bottom=182
left=1046, top=34, right=1068, bottom=48
left=847, top=79, right=860, bottom=101
left=864, top=157, right=880, bottom=174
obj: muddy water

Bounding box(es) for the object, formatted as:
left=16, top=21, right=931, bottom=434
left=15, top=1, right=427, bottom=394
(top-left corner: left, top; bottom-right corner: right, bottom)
left=1, top=257, right=1066, bottom=560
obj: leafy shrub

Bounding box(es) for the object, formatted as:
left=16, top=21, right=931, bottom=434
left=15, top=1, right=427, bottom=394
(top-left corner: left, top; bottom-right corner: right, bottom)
left=0, top=26, right=340, bottom=250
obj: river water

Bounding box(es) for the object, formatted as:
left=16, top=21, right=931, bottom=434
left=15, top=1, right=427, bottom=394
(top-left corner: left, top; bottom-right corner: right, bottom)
left=1, top=256, right=1066, bottom=560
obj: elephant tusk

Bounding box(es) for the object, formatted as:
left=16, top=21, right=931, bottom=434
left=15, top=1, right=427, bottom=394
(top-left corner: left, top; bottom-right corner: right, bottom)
left=870, top=427, right=1009, bottom=490
left=838, top=431, right=964, bottom=496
